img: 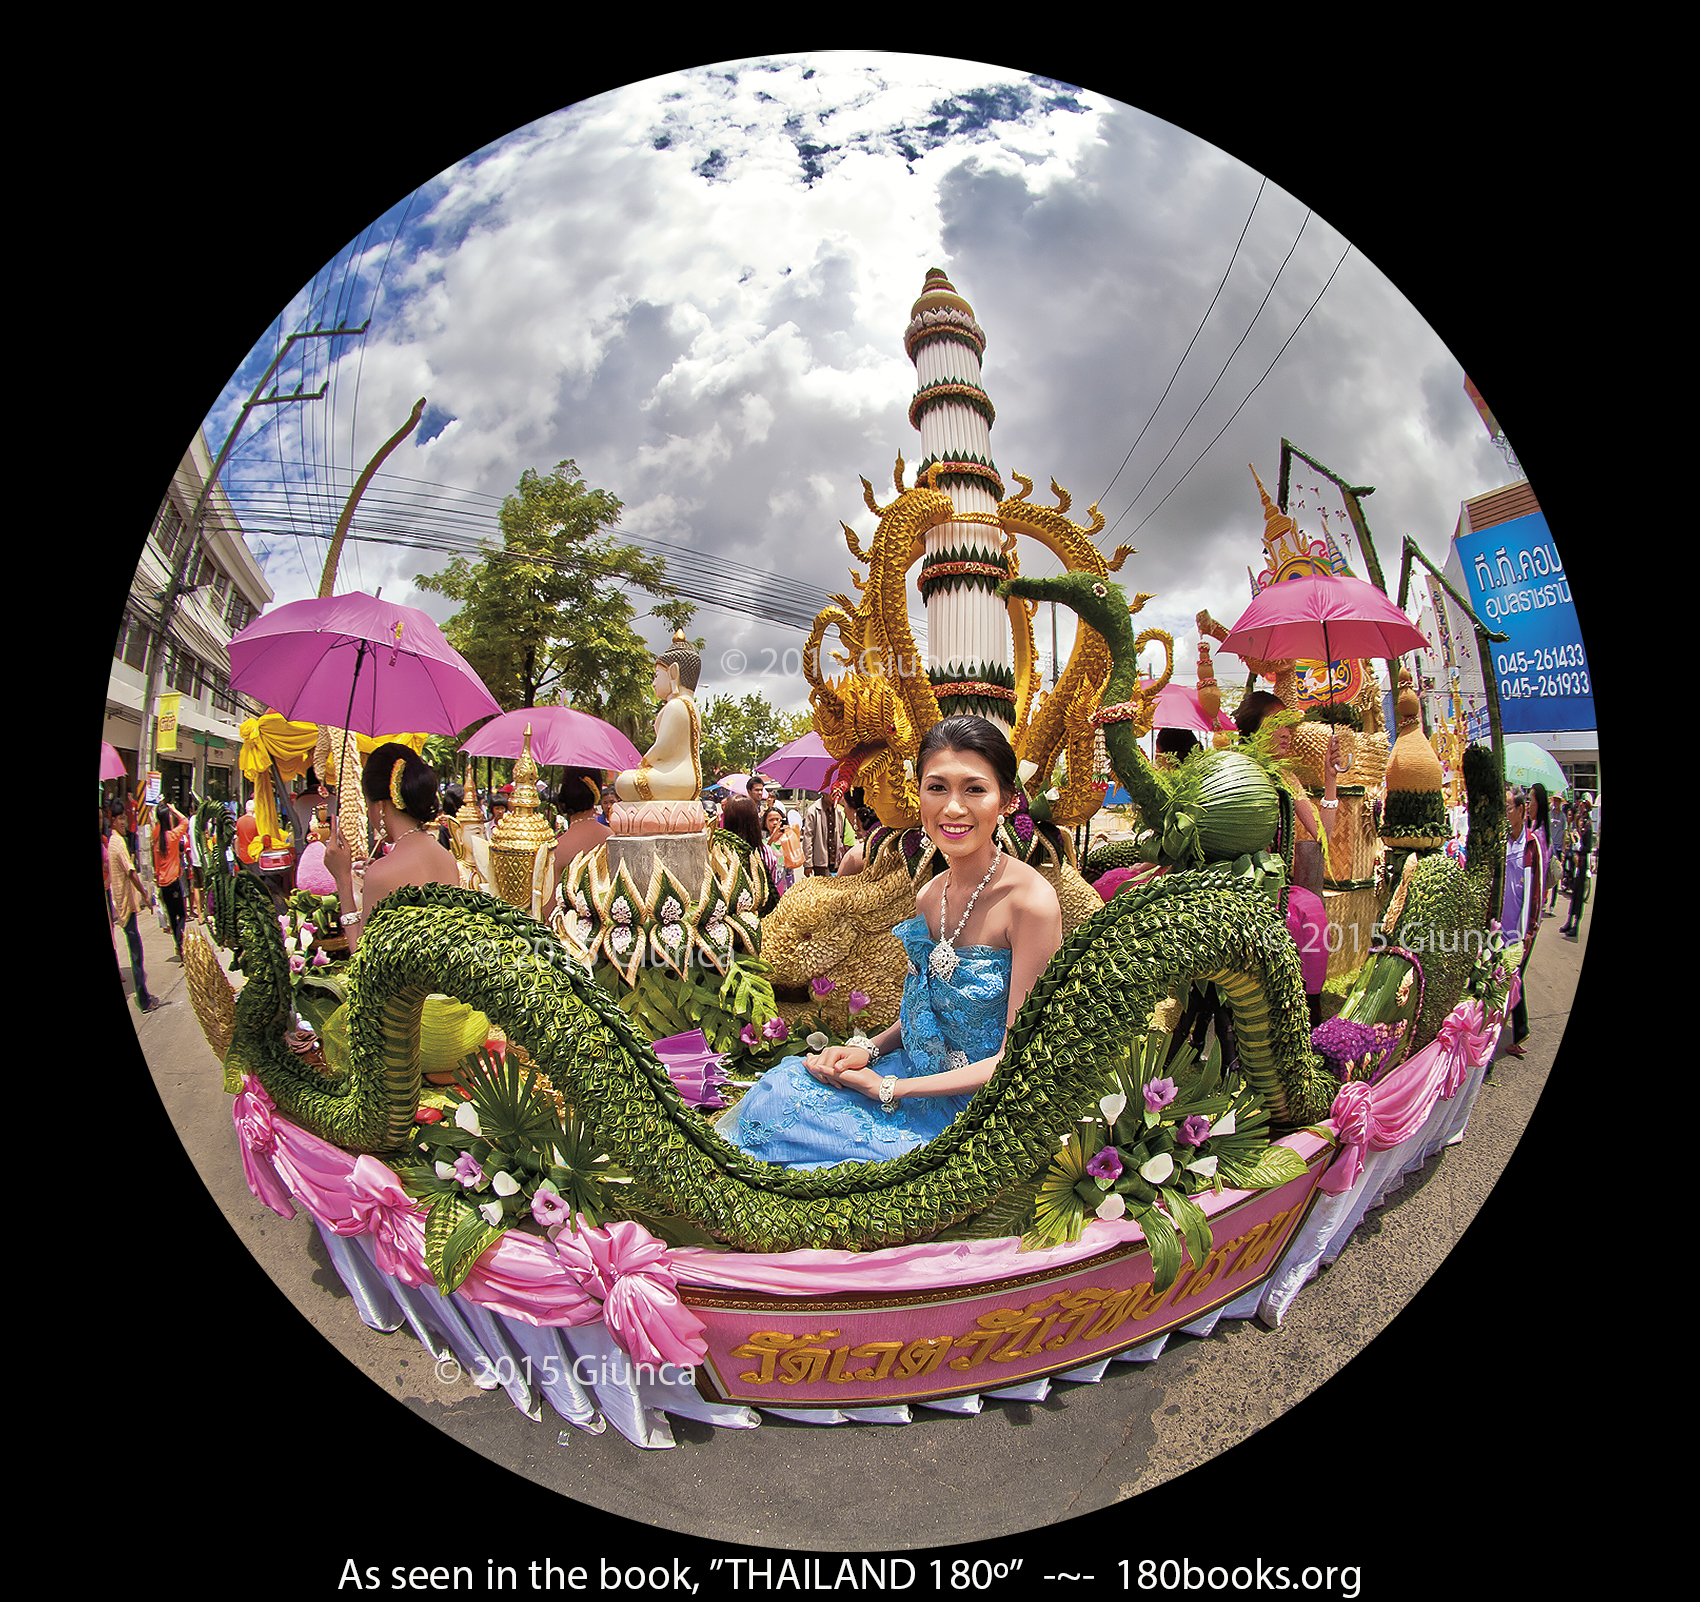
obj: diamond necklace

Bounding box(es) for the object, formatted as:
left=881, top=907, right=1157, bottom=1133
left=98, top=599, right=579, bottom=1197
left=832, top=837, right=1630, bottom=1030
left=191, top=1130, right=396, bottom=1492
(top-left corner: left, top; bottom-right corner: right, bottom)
left=929, top=852, right=1001, bottom=981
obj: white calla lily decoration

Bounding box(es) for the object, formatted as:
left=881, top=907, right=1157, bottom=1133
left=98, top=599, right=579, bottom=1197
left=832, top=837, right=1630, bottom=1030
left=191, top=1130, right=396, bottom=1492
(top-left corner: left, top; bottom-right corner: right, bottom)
left=490, top=1170, right=521, bottom=1197
left=454, top=1101, right=482, bottom=1137
left=1140, top=1152, right=1175, bottom=1184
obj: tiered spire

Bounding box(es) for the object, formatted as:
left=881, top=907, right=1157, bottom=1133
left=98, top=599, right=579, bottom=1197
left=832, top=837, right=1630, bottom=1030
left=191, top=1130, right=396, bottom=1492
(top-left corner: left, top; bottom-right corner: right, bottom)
left=907, top=269, right=1013, bottom=728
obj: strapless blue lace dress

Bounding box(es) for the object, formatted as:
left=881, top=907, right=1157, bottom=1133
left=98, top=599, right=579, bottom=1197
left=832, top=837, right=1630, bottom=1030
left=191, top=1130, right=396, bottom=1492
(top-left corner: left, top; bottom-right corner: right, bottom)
left=718, top=915, right=1012, bottom=1170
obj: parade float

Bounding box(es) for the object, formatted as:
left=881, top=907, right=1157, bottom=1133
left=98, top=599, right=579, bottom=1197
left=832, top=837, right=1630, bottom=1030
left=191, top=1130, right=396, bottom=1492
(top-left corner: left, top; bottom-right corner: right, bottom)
left=182, top=271, right=1519, bottom=1448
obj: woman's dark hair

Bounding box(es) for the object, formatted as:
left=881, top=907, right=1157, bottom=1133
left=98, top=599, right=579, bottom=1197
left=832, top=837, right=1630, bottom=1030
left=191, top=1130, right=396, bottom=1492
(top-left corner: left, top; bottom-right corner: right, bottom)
left=846, top=786, right=879, bottom=832
left=361, top=742, right=439, bottom=825
left=1530, top=782, right=1550, bottom=836
left=556, top=767, right=601, bottom=815
left=720, top=795, right=764, bottom=852
left=1233, top=691, right=1288, bottom=741
left=156, top=802, right=173, bottom=831
left=916, top=715, right=1018, bottom=800
left=1156, top=727, right=1201, bottom=761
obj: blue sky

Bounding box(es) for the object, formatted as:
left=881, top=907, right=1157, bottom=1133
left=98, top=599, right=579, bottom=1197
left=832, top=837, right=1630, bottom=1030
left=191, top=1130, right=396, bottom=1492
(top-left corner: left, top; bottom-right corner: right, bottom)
left=197, top=52, right=1519, bottom=713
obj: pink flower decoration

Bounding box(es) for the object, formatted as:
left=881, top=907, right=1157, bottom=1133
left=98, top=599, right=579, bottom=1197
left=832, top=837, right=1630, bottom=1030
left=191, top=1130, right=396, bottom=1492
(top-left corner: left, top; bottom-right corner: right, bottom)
left=1085, top=1147, right=1123, bottom=1182
left=1177, top=1115, right=1212, bottom=1147
left=1143, top=1078, right=1178, bottom=1113
left=740, top=1023, right=759, bottom=1047
left=810, top=976, right=836, bottom=998
left=849, top=991, right=870, bottom=1015
left=762, top=1016, right=789, bottom=1043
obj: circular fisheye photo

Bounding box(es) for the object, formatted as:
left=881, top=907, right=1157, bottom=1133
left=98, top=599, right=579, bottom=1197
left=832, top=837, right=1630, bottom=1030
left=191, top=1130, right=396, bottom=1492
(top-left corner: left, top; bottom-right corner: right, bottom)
left=96, top=46, right=1599, bottom=1580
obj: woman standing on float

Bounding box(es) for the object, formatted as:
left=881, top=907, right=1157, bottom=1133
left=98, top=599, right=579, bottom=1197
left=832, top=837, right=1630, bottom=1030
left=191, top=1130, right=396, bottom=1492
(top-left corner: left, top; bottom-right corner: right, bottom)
left=720, top=716, right=1063, bottom=1169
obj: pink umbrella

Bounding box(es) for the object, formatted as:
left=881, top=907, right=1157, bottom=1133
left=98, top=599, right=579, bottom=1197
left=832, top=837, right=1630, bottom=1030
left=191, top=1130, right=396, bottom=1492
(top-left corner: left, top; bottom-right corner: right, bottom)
left=1144, top=681, right=1235, bottom=736
left=228, top=591, right=502, bottom=736
left=99, top=741, right=128, bottom=780
left=714, top=774, right=751, bottom=796
left=1218, top=573, right=1426, bottom=679
left=759, top=730, right=837, bottom=791
left=462, top=706, right=642, bottom=772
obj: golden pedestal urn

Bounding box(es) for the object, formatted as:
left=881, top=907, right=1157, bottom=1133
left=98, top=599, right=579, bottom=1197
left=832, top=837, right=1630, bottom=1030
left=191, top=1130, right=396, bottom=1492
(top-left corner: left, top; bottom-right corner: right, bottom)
left=489, top=726, right=557, bottom=909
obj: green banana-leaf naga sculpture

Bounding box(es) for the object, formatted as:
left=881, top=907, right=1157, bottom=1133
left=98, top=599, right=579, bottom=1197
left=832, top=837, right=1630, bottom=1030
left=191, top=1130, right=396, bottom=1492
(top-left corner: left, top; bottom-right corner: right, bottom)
left=1379, top=743, right=1502, bottom=1053
left=197, top=596, right=1343, bottom=1254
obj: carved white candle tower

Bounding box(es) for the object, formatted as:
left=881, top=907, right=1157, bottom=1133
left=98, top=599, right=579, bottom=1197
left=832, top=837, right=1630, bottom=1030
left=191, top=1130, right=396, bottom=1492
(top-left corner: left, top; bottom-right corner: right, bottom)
left=906, top=269, right=1013, bottom=730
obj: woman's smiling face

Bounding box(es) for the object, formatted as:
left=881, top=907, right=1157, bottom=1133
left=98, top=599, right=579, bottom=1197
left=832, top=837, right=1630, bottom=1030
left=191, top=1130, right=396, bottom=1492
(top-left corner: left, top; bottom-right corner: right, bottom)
left=919, top=746, right=1007, bottom=857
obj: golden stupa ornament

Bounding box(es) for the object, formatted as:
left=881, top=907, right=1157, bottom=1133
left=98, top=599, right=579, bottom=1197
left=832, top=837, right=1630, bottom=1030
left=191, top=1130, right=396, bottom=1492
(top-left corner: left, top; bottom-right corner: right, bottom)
left=456, top=755, right=486, bottom=831
left=489, top=725, right=557, bottom=907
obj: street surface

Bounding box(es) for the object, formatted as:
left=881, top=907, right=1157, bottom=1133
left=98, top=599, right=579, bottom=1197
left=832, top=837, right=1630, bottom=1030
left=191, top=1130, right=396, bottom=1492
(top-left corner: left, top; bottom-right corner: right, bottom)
left=100, top=869, right=1600, bottom=1578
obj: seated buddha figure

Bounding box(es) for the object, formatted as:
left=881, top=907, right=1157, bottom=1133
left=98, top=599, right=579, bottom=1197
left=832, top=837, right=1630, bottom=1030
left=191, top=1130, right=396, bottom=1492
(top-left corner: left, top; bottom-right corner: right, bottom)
left=615, top=631, right=703, bottom=803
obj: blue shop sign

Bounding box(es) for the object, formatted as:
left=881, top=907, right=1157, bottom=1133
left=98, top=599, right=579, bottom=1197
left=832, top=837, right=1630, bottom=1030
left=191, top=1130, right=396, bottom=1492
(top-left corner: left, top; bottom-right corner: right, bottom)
left=1455, top=512, right=1593, bottom=734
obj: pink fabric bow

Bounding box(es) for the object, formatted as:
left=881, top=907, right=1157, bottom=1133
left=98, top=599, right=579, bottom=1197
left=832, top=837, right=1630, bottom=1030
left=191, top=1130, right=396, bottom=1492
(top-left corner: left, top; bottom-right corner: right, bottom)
left=551, top=1220, right=707, bottom=1368
left=340, top=1155, right=430, bottom=1285
left=1435, top=1000, right=1494, bottom=1096
left=232, top=1076, right=296, bottom=1219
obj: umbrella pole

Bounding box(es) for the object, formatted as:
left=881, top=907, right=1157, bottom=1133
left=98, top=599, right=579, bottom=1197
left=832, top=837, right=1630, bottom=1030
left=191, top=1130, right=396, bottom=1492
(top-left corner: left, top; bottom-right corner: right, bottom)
left=331, top=640, right=369, bottom=845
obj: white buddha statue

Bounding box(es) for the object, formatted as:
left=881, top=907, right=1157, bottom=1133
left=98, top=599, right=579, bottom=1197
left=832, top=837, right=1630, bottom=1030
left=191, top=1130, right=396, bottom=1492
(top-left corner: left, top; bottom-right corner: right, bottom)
left=613, top=632, right=703, bottom=823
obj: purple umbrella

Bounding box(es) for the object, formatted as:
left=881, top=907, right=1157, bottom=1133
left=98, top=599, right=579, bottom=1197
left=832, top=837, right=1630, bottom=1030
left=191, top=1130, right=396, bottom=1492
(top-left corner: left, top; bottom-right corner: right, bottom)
left=461, top=706, right=642, bottom=772
left=758, top=730, right=837, bottom=792
left=100, top=741, right=128, bottom=781
left=228, top=592, right=502, bottom=736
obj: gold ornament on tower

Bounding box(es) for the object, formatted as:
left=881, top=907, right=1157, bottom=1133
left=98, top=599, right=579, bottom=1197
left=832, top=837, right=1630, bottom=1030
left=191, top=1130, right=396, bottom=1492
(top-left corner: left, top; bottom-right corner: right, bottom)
left=489, top=725, right=557, bottom=907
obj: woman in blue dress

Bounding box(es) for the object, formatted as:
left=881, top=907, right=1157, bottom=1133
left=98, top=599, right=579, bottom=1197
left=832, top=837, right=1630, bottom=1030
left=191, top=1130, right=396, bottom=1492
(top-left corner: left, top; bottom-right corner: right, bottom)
left=719, top=717, right=1064, bottom=1170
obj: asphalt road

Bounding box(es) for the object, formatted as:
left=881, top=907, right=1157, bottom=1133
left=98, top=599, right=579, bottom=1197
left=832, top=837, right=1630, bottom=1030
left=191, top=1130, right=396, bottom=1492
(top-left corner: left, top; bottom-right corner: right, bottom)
left=102, top=871, right=1603, bottom=1586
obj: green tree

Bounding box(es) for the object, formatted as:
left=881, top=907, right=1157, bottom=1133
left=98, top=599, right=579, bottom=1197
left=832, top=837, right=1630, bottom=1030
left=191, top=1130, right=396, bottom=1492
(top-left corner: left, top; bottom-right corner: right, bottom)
left=699, top=692, right=815, bottom=782
left=414, top=460, right=692, bottom=739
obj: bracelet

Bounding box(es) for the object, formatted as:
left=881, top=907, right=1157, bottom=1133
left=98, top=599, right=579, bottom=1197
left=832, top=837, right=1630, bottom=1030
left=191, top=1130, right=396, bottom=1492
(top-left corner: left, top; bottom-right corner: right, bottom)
left=879, top=1075, right=898, bottom=1114
left=1319, top=799, right=1340, bottom=810
left=849, top=1034, right=881, bottom=1067
left=340, top=911, right=363, bottom=928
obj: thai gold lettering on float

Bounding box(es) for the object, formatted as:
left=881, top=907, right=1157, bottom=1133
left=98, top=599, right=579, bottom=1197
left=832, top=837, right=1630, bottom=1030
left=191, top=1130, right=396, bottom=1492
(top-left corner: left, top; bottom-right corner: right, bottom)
left=724, top=1209, right=1297, bottom=1387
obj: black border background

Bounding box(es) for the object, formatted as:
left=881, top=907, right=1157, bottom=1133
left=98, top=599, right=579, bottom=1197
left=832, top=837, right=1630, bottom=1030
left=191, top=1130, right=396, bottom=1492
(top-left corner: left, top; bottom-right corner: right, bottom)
left=65, top=25, right=1621, bottom=1592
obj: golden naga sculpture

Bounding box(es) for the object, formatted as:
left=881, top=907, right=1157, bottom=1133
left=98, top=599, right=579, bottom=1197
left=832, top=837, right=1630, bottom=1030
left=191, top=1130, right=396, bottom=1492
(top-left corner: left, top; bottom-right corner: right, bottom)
left=803, top=459, right=957, bottom=828
left=997, top=473, right=1156, bottom=826
left=805, top=462, right=1163, bottom=829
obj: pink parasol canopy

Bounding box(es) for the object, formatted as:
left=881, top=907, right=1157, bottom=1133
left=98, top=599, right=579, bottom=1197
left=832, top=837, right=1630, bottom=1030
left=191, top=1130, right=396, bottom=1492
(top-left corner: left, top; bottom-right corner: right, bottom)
left=1218, top=573, right=1427, bottom=670
left=99, top=741, right=128, bottom=781
left=461, top=706, right=642, bottom=773
left=758, top=730, right=837, bottom=792
left=714, top=774, right=751, bottom=796
left=228, top=592, right=502, bottom=736
left=1144, top=680, right=1236, bottom=735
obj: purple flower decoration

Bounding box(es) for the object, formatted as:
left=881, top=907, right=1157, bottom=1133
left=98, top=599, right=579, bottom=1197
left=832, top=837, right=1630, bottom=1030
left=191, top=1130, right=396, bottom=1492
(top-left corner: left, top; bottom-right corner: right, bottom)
left=452, top=1152, right=484, bottom=1188
left=1085, top=1147, right=1123, bottom=1183
left=810, top=976, right=836, bottom=998
left=530, top=1185, right=572, bottom=1229
left=1177, top=1115, right=1212, bottom=1148
left=1012, top=810, right=1034, bottom=843
left=762, top=1016, right=790, bottom=1043
left=848, top=990, right=870, bottom=1015
left=740, top=1023, right=759, bottom=1047
left=1143, top=1078, right=1178, bottom=1114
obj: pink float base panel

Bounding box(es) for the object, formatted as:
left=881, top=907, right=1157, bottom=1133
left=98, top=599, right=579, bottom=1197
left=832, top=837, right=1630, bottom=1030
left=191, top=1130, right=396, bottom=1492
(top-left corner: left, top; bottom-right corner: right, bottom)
left=686, top=1140, right=1331, bottom=1410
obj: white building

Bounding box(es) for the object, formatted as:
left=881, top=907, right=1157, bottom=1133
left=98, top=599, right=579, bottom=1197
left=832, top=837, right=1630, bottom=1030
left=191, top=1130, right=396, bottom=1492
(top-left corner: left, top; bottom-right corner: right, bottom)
left=106, top=431, right=273, bottom=809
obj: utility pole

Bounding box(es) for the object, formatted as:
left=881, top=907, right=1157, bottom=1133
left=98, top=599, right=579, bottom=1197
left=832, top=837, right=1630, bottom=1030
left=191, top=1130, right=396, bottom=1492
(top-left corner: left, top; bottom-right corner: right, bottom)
left=136, top=319, right=369, bottom=791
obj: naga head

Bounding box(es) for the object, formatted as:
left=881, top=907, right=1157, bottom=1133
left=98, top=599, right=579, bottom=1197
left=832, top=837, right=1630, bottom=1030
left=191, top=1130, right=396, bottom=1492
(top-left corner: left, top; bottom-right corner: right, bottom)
left=999, top=570, right=1140, bottom=661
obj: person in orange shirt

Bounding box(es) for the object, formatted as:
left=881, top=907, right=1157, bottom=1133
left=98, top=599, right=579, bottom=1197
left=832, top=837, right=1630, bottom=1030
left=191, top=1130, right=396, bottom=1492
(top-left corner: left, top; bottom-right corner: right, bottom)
left=153, top=801, right=192, bottom=962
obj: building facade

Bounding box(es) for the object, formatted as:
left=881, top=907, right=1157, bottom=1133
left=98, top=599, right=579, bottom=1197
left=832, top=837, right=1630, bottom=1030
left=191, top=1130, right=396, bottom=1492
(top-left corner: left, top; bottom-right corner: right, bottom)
left=1435, top=479, right=1597, bottom=796
left=107, top=431, right=273, bottom=812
